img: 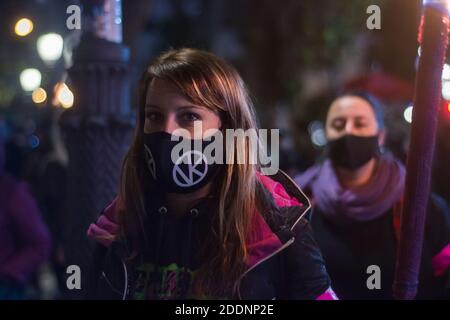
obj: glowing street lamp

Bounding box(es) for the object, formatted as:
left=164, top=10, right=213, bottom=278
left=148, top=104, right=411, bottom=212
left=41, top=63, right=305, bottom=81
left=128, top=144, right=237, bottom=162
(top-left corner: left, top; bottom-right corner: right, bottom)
left=53, top=82, right=74, bottom=109
left=14, top=18, right=33, bottom=37
left=404, top=105, right=413, bottom=123
left=20, top=68, right=42, bottom=91
left=32, top=88, right=47, bottom=104
left=37, top=33, right=64, bottom=64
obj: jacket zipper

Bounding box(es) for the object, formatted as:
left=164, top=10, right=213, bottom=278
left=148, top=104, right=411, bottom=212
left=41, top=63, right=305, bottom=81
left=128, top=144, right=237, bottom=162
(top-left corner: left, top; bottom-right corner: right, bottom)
left=278, top=169, right=312, bottom=219
left=237, top=237, right=295, bottom=299
left=121, top=257, right=129, bottom=300
left=236, top=171, right=312, bottom=299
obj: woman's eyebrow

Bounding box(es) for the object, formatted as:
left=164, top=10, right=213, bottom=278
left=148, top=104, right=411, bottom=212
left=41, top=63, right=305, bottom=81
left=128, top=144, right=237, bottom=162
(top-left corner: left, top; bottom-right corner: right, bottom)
left=144, top=104, right=207, bottom=111
left=145, top=104, right=160, bottom=111
left=332, top=117, right=345, bottom=123
left=177, top=105, right=209, bottom=112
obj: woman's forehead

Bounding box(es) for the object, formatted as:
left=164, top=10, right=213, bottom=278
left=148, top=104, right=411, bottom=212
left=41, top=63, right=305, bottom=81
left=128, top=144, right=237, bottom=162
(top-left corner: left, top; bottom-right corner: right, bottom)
left=145, top=78, right=212, bottom=114
left=145, top=78, right=195, bottom=108
left=327, top=96, right=376, bottom=120
left=146, top=79, right=183, bottom=100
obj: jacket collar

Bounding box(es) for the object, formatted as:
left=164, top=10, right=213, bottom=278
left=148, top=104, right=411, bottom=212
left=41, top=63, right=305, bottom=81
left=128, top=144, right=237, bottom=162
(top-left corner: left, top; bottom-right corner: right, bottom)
left=245, top=170, right=311, bottom=269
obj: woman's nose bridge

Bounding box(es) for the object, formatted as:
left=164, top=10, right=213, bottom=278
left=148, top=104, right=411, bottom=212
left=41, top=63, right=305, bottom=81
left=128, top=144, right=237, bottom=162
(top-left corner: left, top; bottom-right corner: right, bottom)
left=163, top=113, right=179, bottom=133
left=344, top=119, right=354, bottom=134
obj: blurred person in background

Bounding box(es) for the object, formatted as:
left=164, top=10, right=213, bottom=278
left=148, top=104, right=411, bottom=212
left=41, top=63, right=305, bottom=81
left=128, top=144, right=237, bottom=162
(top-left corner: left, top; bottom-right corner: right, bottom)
left=22, top=110, right=68, bottom=298
left=295, top=92, right=450, bottom=299
left=0, top=132, right=51, bottom=300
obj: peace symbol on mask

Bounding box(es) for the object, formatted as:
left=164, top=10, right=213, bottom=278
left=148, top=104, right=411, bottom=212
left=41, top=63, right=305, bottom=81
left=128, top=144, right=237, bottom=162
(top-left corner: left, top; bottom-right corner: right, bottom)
left=173, top=150, right=208, bottom=187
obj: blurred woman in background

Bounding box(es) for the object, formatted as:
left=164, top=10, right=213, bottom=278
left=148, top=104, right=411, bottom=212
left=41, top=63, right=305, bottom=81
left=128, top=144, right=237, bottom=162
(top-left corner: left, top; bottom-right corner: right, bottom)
left=295, top=93, right=450, bottom=299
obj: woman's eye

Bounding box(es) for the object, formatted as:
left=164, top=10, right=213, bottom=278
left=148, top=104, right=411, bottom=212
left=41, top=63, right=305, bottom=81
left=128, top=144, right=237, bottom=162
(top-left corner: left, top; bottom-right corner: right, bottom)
left=332, top=119, right=345, bottom=130
left=180, top=112, right=201, bottom=123
left=146, top=112, right=161, bottom=121
left=355, top=122, right=367, bottom=128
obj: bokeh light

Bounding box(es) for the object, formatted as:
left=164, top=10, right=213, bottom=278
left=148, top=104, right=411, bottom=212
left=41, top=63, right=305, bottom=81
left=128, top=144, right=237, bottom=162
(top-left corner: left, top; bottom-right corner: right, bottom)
left=14, top=18, right=33, bottom=37
left=404, top=105, right=413, bottom=124
left=37, top=33, right=64, bottom=63
left=19, top=68, right=42, bottom=91
left=54, top=82, right=74, bottom=108
left=32, top=87, right=47, bottom=104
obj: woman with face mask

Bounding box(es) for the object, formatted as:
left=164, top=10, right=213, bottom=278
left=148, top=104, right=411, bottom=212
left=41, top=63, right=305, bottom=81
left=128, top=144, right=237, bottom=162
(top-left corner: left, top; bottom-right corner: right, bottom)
left=295, top=93, right=450, bottom=299
left=85, top=48, right=337, bottom=300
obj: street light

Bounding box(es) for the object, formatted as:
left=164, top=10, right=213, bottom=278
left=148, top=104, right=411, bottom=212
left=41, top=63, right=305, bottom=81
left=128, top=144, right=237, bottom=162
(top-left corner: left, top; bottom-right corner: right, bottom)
left=14, top=18, right=33, bottom=37
left=32, top=88, right=47, bottom=104
left=20, top=68, right=42, bottom=91
left=53, top=82, right=74, bottom=109
left=442, top=63, right=450, bottom=100
left=404, top=105, right=413, bottom=124
left=423, top=0, right=450, bottom=11
left=37, top=33, right=64, bottom=64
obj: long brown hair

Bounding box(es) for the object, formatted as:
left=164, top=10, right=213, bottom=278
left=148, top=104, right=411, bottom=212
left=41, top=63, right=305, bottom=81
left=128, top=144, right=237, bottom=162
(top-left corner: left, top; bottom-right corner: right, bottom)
left=117, top=48, right=262, bottom=297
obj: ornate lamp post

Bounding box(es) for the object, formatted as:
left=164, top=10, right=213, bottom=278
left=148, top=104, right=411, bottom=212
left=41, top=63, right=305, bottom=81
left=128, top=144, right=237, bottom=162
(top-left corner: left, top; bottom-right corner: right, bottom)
left=60, top=0, right=134, bottom=297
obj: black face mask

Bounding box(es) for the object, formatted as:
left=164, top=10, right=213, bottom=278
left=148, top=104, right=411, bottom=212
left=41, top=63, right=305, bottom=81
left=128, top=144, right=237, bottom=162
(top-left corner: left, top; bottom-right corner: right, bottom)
left=143, top=131, right=223, bottom=194
left=327, top=135, right=379, bottom=170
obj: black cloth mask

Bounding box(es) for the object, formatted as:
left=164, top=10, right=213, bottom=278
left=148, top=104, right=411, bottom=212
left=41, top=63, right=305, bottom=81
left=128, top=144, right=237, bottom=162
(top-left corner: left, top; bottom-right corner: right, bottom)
left=327, top=134, right=379, bottom=170
left=143, top=131, right=223, bottom=194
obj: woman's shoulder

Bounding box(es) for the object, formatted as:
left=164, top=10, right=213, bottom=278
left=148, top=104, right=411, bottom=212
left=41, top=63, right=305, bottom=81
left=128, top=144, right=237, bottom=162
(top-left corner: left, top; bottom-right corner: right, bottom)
left=293, top=161, right=327, bottom=192
left=87, top=196, right=120, bottom=247
left=0, top=173, right=24, bottom=194
left=255, top=170, right=312, bottom=238
left=0, top=173, right=38, bottom=211
left=256, top=170, right=310, bottom=210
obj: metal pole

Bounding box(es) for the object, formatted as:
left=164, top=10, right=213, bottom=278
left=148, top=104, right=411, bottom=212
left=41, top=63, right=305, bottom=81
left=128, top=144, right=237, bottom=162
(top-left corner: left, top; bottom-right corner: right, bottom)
left=393, top=0, right=449, bottom=299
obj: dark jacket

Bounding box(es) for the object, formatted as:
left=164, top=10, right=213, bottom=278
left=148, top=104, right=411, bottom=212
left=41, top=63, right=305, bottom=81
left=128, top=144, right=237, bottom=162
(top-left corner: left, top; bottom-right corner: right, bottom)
left=296, top=158, right=450, bottom=300
left=86, top=171, right=336, bottom=300
left=307, top=194, right=450, bottom=299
